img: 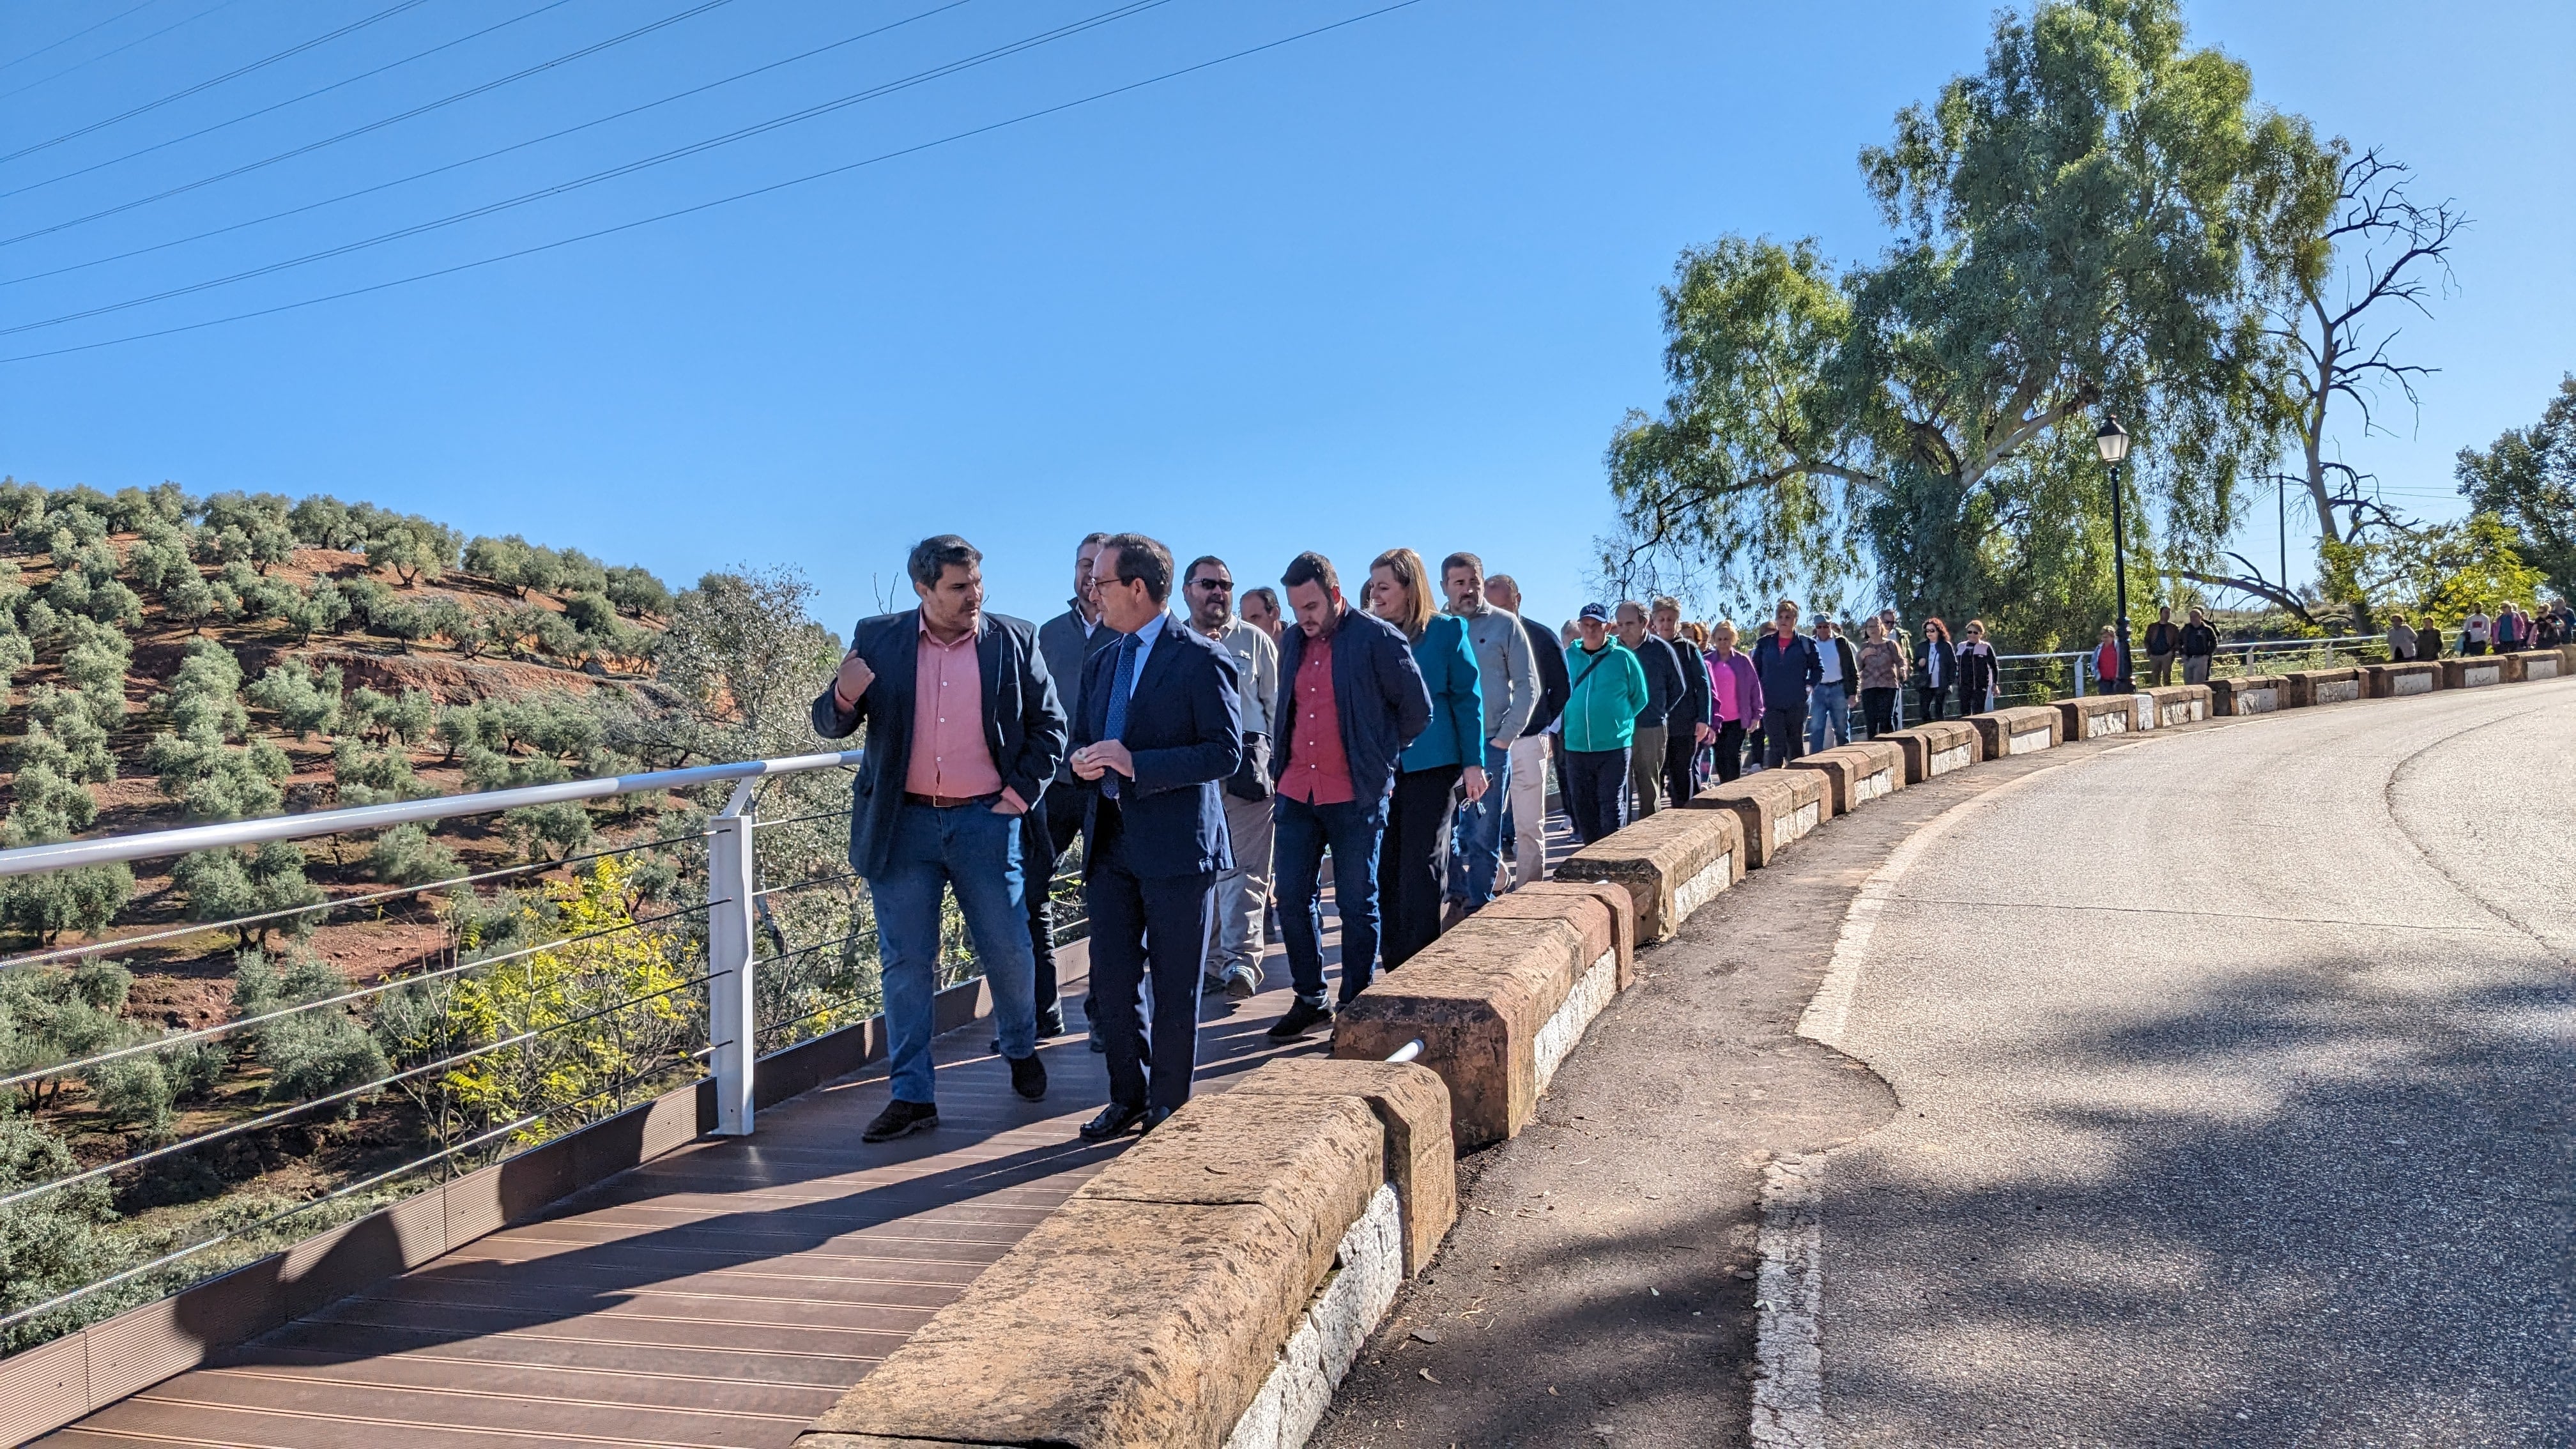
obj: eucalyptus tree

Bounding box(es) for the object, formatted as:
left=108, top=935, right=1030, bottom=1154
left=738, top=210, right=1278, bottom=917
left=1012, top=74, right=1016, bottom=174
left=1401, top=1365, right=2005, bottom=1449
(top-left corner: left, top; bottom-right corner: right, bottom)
left=1607, top=0, right=2317, bottom=645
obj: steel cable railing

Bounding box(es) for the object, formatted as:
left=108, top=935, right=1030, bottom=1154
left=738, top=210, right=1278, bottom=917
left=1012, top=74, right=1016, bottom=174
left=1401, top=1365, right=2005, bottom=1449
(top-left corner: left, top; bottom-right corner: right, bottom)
left=0, top=746, right=877, bottom=1355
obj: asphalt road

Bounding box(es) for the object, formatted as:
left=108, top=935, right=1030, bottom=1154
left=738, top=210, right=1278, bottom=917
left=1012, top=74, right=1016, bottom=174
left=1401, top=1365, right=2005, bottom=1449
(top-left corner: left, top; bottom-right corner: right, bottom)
left=1804, top=678, right=2576, bottom=1446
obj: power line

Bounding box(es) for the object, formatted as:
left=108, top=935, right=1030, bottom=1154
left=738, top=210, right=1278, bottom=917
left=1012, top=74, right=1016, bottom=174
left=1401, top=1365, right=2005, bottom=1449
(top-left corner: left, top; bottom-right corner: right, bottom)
left=0, top=0, right=1430, bottom=366
left=1, top=0, right=1178, bottom=335
left=0, top=1, right=977, bottom=292
left=1, top=0, right=585, bottom=203
left=1, top=0, right=436, bottom=166
left=0, top=0, right=249, bottom=103
left=0, top=0, right=169, bottom=75
left=0, top=0, right=749, bottom=247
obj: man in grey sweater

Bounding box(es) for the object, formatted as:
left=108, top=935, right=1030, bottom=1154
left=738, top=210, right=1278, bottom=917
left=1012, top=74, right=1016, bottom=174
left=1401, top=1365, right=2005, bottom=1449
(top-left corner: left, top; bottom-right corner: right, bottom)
left=1439, top=552, right=1542, bottom=915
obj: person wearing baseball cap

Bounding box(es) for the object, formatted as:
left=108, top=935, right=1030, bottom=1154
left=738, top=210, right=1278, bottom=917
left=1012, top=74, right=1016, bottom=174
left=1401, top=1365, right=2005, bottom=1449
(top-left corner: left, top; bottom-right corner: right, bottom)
left=1556, top=602, right=1649, bottom=845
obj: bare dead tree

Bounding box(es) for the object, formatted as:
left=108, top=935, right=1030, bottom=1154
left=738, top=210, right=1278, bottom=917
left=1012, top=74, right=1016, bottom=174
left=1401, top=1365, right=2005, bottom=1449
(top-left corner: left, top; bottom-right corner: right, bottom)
left=2270, top=146, right=2465, bottom=551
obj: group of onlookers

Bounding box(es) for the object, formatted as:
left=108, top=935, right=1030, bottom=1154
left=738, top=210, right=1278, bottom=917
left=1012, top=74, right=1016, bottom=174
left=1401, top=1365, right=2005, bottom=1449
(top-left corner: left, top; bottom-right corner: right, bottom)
left=2387, top=600, right=2572, bottom=661
left=817, top=530, right=2576, bottom=1149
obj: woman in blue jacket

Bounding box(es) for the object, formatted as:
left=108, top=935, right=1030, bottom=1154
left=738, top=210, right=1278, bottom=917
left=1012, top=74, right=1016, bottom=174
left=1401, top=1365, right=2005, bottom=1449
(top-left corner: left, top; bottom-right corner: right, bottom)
left=1366, top=547, right=1484, bottom=969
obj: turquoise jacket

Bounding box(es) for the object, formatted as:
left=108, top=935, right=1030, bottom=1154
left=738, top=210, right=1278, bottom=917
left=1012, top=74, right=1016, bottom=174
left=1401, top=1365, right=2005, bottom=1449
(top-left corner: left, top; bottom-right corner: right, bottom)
left=1397, top=614, right=1485, bottom=772
left=1560, top=639, right=1649, bottom=753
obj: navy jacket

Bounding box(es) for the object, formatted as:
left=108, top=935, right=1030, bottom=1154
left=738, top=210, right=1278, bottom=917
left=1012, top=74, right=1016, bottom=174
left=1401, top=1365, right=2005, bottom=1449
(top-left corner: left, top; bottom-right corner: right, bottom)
left=1070, top=615, right=1241, bottom=878
left=1519, top=614, right=1569, bottom=737
left=811, top=610, right=1066, bottom=880
left=1269, top=606, right=1432, bottom=804
left=1751, top=630, right=1822, bottom=709
left=1630, top=632, right=1687, bottom=729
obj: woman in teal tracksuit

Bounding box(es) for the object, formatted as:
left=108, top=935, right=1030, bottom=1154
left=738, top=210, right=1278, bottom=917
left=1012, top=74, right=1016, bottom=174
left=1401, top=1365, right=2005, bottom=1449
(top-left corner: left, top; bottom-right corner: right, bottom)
left=1367, top=547, right=1483, bottom=968
left=1558, top=602, right=1650, bottom=845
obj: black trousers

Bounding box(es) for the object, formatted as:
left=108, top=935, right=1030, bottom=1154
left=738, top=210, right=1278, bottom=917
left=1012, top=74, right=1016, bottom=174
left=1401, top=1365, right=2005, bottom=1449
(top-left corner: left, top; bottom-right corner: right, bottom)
left=1084, top=805, right=1216, bottom=1116
left=1712, top=719, right=1746, bottom=783
left=1379, top=764, right=1462, bottom=970
left=1761, top=705, right=1806, bottom=766
left=1917, top=684, right=1950, bottom=721
left=1861, top=687, right=1899, bottom=738
left=1663, top=727, right=1699, bottom=808
left=1022, top=784, right=1089, bottom=1020
left=1561, top=748, right=1627, bottom=845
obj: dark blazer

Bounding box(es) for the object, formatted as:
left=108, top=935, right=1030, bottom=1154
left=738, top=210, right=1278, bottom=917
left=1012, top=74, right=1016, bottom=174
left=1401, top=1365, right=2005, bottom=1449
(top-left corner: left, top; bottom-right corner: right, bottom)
left=1269, top=607, right=1432, bottom=804
left=1070, top=615, right=1241, bottom=878
left=1519, top=614, right=1568, bottom=737
left=1751, top=630, right=1821, bottom=707
left=1036, top=605, right=1114, bottom=787
left=810, top=610, right=1066, bottom=880
left=1630, top=632, right=1683, bottom=728
left=1667, top=633, right=1712, bottom=731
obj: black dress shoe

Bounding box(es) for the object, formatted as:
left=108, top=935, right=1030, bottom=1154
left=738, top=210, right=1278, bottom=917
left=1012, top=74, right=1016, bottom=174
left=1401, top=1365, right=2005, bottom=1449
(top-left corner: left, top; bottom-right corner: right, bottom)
left=1078, top=1101, right=1148, bottom=1142
left=1140, top=1105, right=1174, bottom=1134
left=1265, top=999, right=1332, bottom=1041
left=861, top=1099, right=938, bottom=1143
left=1035, top=1008, right=1066, bottom=1038
left=1009, top=1052, right=1046, bottom=1101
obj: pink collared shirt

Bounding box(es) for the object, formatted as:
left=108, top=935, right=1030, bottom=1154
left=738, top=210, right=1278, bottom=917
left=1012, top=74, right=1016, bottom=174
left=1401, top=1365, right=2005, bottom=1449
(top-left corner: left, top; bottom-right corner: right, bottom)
left=905, top=620, right=1006, bottom=800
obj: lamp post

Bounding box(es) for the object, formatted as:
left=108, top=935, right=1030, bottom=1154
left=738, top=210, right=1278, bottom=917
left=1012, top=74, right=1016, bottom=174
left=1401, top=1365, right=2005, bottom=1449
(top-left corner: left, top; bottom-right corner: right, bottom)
left=2096, top=414, right=2133, bottom=693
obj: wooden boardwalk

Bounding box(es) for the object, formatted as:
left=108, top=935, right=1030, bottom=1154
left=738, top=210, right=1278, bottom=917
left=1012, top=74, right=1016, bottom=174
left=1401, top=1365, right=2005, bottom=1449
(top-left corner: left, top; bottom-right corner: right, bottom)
left=42, top=815, right=1578, bottom=1447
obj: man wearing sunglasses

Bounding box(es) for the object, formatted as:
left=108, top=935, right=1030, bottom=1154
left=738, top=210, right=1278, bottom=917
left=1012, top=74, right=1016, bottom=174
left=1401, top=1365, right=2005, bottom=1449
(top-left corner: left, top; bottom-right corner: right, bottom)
left=1184, top=556, right=1280, bottom=1001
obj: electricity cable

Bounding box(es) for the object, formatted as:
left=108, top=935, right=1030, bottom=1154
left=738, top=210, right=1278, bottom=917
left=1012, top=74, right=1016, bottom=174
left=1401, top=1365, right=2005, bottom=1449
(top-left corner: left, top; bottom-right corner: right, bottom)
left=1, top=0, right=585, bottom=203
left=0, top=0, right=246, bottom=103
left=0, top=0, right=1428, bottom=365
left=2, top=0, right=435, bottom=165
left=0, top=0, right=168, bottom=76
left=0, top=0, right=976, bottom=289
left=0, top=0, right=1177, bottom=335
left=0, top=0, right=751, bottom=246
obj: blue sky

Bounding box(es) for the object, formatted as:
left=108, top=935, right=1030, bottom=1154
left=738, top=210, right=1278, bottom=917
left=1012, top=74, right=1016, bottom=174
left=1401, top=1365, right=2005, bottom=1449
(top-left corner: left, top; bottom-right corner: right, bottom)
left=2, top=0, right=2566, bottom=637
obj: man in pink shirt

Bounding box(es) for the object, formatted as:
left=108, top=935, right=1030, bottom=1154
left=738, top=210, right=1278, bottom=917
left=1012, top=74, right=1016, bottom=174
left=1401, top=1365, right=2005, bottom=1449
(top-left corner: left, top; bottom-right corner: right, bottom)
left=813, top=535, right=1068, bottom=1143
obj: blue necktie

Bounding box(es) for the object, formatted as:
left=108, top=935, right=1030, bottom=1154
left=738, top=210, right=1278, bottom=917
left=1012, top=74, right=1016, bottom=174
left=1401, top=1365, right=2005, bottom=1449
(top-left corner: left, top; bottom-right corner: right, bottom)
left=1100, top=630, right=1141, bottom=799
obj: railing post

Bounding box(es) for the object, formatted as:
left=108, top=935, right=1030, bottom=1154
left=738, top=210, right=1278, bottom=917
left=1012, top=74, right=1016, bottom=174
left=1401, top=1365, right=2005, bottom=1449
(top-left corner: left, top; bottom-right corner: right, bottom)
left=708, top=801, right=757, bottom=1137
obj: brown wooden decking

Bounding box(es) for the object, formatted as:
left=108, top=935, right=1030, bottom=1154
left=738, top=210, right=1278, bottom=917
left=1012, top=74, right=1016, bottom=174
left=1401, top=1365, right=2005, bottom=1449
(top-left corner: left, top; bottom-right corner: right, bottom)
left=39, top=813, right=1580, bottom=1448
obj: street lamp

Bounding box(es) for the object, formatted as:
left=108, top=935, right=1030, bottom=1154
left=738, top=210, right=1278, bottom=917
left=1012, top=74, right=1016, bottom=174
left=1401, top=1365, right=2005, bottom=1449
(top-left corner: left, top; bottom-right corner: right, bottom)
left=2096, top=414, right=2133, bottom=693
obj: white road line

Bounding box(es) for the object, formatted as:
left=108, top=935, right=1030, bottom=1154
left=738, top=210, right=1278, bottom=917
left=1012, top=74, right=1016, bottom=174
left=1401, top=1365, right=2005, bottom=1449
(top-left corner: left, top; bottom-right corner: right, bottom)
left=1754, top=748, right=2120, bottom=1446
left=1749, top=1151, right=1825, bottom=1448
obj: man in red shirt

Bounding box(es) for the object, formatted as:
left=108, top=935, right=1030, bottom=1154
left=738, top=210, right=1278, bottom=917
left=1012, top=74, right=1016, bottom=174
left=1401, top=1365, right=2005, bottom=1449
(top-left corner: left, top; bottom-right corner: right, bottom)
left=1262, top=552, right=1432, bottom=1040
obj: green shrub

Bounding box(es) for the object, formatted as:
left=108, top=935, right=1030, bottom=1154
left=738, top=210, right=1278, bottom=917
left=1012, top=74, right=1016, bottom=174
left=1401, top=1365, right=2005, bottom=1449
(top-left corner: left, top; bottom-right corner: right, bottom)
left=245, top=659, right=342, bottom=739
left=366, top=824, right=456, bottom=887
left=502, top=802, right=594, bottom=862
left=230, top=950, right=385, bottom=1106
left=0, top=1112, right=126, bottom=1352
left=332, top=737, right=432, bottom=806
left=172, top=843, right=323, bottom=947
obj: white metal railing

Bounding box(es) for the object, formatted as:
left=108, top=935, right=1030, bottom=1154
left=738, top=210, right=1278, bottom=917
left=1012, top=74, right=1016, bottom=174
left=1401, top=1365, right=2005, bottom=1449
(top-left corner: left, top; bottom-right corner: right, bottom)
left=1986, top=632, right=2395, bottom=703
left=0, top=747, right=874, bottom=1342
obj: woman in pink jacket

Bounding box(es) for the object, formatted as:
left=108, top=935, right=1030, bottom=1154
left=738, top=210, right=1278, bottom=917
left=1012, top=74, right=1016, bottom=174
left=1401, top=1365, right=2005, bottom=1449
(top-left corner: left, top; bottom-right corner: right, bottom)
left=1703, top=620, right=1765, bottom=784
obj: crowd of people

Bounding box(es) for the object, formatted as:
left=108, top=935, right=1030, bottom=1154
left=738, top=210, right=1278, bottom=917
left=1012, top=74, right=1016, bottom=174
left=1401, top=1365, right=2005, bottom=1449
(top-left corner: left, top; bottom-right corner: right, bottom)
left=2386, top=599, right=2573, bottom=661
left=813, top=530, right=2574, bottom=1145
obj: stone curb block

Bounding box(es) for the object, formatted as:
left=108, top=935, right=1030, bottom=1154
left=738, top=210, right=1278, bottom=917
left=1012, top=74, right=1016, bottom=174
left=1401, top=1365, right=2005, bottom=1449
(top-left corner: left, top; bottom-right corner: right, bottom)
left=2208, top=675, right=2288, bottom=716
left=1554, top=805, right=1744, bottom=943
left=2514, top=649, right=2563, bottom=681
left=2052, top=694, right=2133, bottom=740
left=799, top=1091, right=1389, bottom=1449
left=1782, top=740, right=1903, bottom=813
left=2363, top=661, right=2439, bottom=698
left=2440, top=657, right=2506, bottom=690
left=2142, top=684, right=2211, bottom=726
left=1229, top=1059, right=1458, bottom=1277
left=1481, top=879, right=1636, bottom=988
left=1966, top=704, right=2062, bottom=758
left=1877, top=720, right=1982, bottom=785
left=2283, top=668, right=2362, bottom=707
left=1331, top=894, right=1604, bottom=1149
left=1685, top=769, right=1827, bottom=868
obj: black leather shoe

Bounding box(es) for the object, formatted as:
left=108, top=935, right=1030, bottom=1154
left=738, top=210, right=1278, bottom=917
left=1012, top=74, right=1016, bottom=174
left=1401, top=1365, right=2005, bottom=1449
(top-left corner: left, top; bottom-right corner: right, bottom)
left=1035, top=1008, right=1066, bottom=1038
left=1079, top=1101, right=1148, bottom=1142
left=1140, top=1105, right=1174, bottom=1134
left=1265, top=999, right=1332, bottom=1041
left=861, top=1099, right=938, bottom=1143
left=1009, top=1052, right=1046, bottom=1101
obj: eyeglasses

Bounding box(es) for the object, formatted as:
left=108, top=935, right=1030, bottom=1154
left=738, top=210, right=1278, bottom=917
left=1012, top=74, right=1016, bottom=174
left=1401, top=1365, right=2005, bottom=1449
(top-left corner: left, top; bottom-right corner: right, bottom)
left=1192, top=578, right=1234, bottom=592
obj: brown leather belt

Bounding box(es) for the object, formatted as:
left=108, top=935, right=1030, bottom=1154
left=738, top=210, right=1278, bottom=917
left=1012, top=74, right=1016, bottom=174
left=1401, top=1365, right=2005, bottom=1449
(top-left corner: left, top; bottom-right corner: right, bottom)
left=904, top=791, right=1001, bottom=809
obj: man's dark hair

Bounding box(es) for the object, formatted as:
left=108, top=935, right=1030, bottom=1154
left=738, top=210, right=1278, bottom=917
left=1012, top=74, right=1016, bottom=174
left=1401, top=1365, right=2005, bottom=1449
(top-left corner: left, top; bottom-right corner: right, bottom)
left=908, top=535, right=981, bottom=588
left=1242, top=585, right=1280, bottom=613
left=1184, top=555, right=1230, bottom=586
left=1440, top=551, right=1483, bottom=579
left=1282, top=551, right=1338, bottom=595
left=1100, top=532, right=1175, bottom=604
left=1077, top=531, right=1110, bottom=551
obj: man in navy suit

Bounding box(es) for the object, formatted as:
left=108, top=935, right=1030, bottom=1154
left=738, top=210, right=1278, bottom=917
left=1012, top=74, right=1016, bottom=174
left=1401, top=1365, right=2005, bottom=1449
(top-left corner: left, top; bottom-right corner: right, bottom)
left=811, top=535, right=1066, bottom=1143
left=1067, top=532, right=1241, bottom=1139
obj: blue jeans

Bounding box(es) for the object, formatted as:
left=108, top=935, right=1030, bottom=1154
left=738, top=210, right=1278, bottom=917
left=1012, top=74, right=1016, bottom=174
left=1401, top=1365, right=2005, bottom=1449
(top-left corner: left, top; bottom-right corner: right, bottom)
left=1806, top=687, right=1853, bottom=754
left=1443, top=742, right=1512, bottom=909
left=1273, top=791, right=1388, bottom=1008
left=864, top=802, right=1039, bottom=1105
